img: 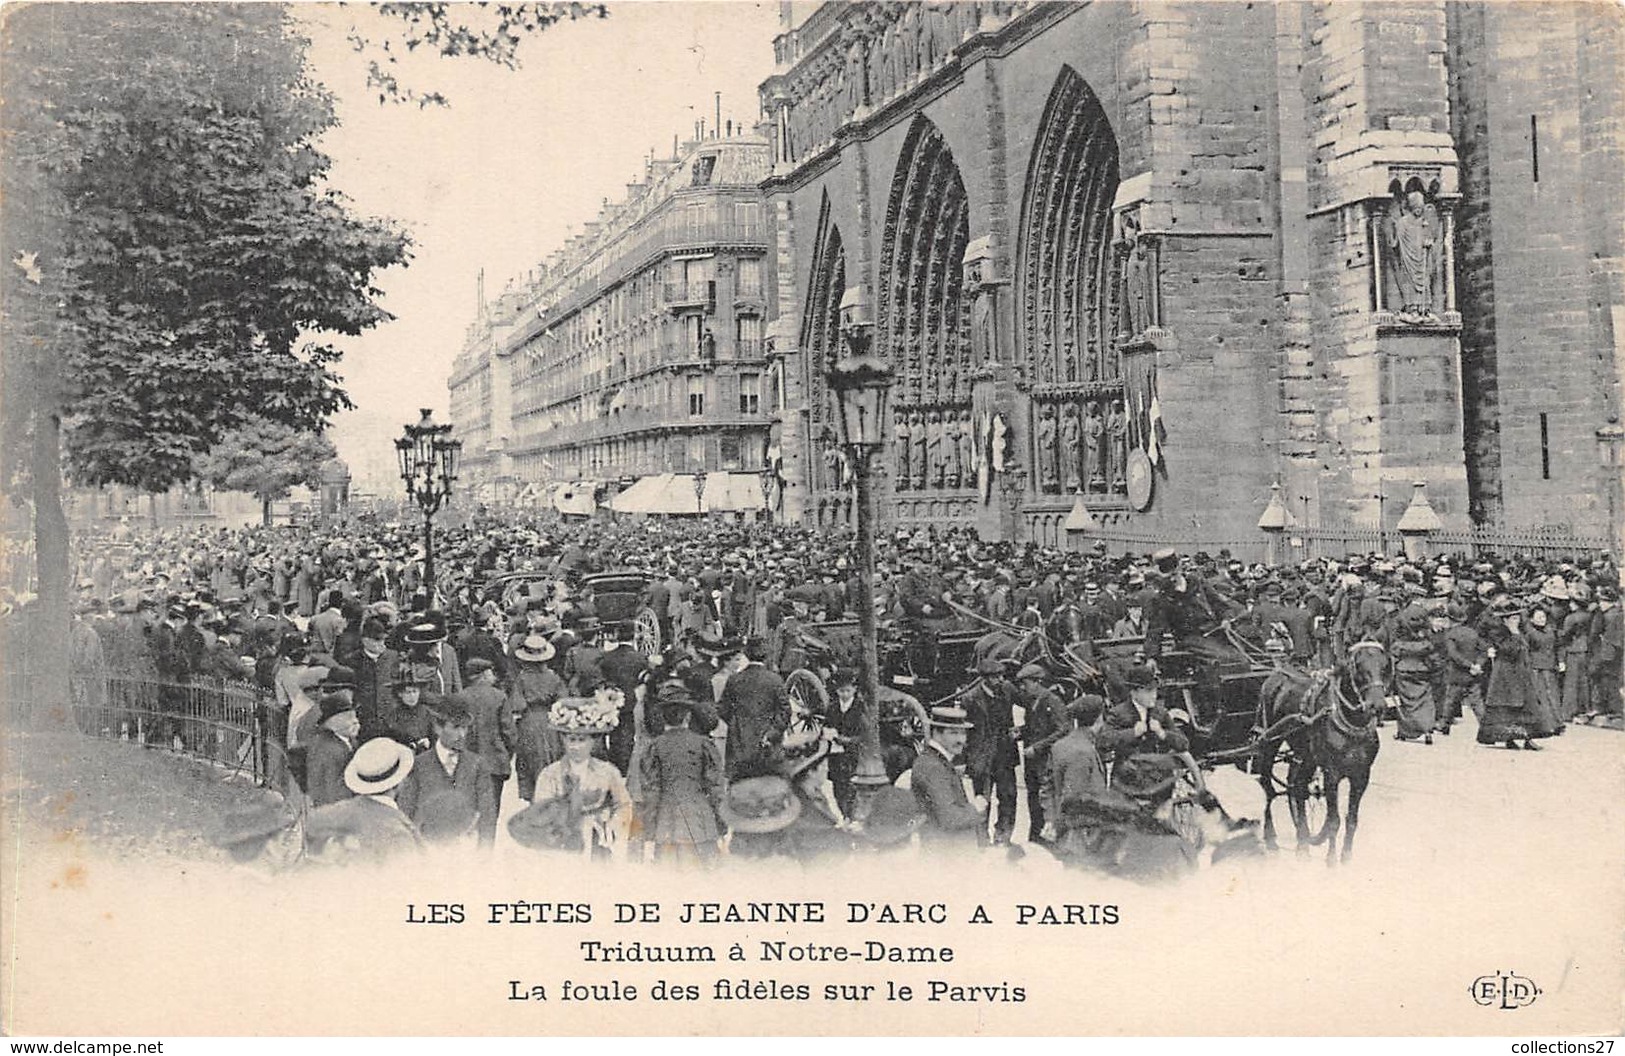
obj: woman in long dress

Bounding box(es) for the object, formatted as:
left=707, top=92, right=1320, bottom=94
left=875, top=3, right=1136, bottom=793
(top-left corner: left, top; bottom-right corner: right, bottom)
left=1524, top=605, right=1563, bottom=735
left=1477, top=606, right=1558, bottom=750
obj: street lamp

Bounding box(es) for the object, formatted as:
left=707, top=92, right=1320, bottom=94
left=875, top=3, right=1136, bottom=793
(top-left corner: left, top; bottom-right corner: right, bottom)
left=395, top=408, right=461, bottom=607
left=827, top=286, right=894, bottom=823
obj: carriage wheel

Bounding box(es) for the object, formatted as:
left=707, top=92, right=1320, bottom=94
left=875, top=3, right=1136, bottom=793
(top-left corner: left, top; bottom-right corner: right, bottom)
left=785, top=668, right=829, bottom=732
left=631, top=606, right=661, bottom=654
left=1267, top=740, right=1331, bottom=847
left=1166, top=773, right=1206, bottom=853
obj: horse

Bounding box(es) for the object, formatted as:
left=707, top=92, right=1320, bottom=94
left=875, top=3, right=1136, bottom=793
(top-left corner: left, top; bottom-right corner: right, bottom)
left=1252, top=649, right=1383, bottom=865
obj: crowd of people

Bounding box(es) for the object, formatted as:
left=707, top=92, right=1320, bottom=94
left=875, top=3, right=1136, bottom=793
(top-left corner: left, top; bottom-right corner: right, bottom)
left=4, top=508, right=1619, bottom=872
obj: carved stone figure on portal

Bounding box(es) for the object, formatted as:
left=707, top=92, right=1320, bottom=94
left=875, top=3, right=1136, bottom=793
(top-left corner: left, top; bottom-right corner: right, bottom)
left=1086, top=403, right=1106, bottom=492
left=942, top=410, right=962, bottom=488
left=1116, top=209, right=1153, bottom=339
left=909, top=410, right=928, bottom=491
left=1383, top=181, right=1446, bottom=325
left=956, top=409, right=974, bottom=491
left=1036, top=404, right=1058, bottom=492
left=1061, top=404, right=1082, bottom=493
left=1107, top=400, right=1129, bottom=493
left=895, top=413, right=913, bottom=490
left=927, top=409, right=945, bottom=489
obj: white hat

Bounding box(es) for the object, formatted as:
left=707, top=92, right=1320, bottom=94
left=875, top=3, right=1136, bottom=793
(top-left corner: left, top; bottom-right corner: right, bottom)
left=344, top=737, right=415, bottom=796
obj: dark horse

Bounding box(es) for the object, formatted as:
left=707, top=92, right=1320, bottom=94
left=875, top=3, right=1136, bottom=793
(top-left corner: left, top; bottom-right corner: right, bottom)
left=1252, top=644, right=1384, bottom=865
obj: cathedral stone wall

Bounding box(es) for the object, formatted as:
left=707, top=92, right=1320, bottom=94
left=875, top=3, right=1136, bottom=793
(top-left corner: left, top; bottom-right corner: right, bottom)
left=760, top=0, right=1623, bottom=547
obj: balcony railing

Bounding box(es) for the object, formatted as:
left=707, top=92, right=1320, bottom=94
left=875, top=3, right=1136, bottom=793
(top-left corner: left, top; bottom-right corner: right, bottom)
left=664, top=281, right=716, bottom=309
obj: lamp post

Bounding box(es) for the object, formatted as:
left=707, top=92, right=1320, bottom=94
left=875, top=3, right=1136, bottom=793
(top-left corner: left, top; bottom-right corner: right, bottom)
left=395, top=408, right=461, bottom=607
left=827, top=287, right=894, bottom=823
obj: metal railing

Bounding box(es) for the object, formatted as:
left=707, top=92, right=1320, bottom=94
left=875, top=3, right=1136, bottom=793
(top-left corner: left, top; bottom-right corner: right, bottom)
left=4, top=665, right=288, bottom=790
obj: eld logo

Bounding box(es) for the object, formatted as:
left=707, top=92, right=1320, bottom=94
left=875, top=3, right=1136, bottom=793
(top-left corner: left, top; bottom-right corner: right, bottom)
left=1471, top=971, right=1541, bottom=1009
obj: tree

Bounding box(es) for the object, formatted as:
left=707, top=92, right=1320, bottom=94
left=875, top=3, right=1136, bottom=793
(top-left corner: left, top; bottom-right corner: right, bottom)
left=348, top=2, right=609, bottom=107
left=1, top=5, right=409, bottom=720
left=196, top=422, right=339, bottom=527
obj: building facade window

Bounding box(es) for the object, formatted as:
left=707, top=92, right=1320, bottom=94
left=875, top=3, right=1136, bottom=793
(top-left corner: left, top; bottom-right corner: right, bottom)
left=739, top=372, right=760, bottom=415
left=688, top=375, right=705, bottom=417
left=738, top=257, right=762, bottom=298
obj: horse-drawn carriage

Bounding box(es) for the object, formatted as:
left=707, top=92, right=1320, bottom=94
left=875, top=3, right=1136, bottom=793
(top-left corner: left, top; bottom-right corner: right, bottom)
left=480, top=569, right=663, bottom=654
left=577, top=571, right=663, bottom=653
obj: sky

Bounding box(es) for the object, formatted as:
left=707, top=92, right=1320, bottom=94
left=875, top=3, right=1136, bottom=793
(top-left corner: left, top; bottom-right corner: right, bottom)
left=296, top=1, right=783, bottom=490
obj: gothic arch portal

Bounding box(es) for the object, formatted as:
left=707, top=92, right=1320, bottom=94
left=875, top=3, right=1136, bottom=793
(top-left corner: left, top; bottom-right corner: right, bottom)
left=1016, top=67, right=1128, bottom=501
left=802, top=194, right=847, bottom=521
left=878, top=116, right=973, bottom=505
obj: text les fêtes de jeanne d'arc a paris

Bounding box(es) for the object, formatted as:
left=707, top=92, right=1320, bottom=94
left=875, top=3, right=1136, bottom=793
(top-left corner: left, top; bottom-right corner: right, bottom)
left=403, top=899, right=1121, bottom=1004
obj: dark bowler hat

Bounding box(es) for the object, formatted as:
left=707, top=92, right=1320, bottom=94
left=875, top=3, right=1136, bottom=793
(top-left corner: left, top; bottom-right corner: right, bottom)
left=1121, top=664, right=1157, bottom=689
left=1151, top=548, right=1180, bottom=574
left=320, top=665, right=357, bottom=692
left=318, top=691, right=357, bottom=724
left=429, top=698, right=473, bottom=726
left=1067, top=694, right=1106, bottom=724
left=209, top=793, right=297, bottom=861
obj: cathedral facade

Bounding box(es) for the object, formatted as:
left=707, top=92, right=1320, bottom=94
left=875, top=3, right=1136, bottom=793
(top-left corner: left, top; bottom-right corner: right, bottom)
left=758, top=1, right=1623, bottom=549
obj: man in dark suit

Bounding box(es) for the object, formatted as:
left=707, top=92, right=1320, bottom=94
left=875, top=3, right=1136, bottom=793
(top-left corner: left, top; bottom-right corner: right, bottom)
left=456, top=658, right=517, bottom=816
left=963, top=662, right=1020, bottom=845
left=717, top=638, right=791, bottom=779
left=396, top=698, right=499, bottom=847
left=351, top=616, right=397, bottom=742
left=304, top=692, right=361, bottom=808
left=909, top=706, right=985, bottom=850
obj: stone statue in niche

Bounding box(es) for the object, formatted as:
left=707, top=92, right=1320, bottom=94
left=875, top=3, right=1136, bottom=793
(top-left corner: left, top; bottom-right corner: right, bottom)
left=970, top=288, right=995, bottom=365
left=1061, top=404, right=1082, bottom=493
left=1107, top=400, right=1129, bottom=493
left=927, top=410, right=945, bottom=488
left=1382, top=179, right=1446, bottom=324
left=1115, top=210, right=1153, bottom=339
left=1036, top=404, right=1059, bottom=493
left=901, top=4, right=923, bottom=82
left=1063, top=342, right=1077, bottom=383
left=943, top=411, right=962, bottom=488
left=844, top=39, right=867, bottom=115
left=909, top=410, right=928, bottom=491
left=1086, top=402, right=1107, bottom=492
left=895, top=413, right=913, bottom=489
left=957, top=409, right=975, bottom=490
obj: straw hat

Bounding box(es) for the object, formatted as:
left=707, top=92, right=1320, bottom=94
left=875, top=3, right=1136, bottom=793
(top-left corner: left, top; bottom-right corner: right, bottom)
left=343, top=737, right=415, bottom=796
left=513, top=634, right=556, bottom=663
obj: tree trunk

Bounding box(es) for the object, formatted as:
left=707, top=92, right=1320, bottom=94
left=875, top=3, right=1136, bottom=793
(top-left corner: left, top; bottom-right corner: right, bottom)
left=30, top=406, right=72, bottom=728
left=262, top=496, right=273, bottom=528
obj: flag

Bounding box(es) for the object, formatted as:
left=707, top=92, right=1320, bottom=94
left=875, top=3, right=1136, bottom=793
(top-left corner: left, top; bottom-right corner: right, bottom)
left=1147, top=382, right=1166, bottom=467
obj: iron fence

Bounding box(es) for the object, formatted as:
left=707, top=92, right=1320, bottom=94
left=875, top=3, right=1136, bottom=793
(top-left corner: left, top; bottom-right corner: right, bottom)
left=3, top=664, right=287, bottom=790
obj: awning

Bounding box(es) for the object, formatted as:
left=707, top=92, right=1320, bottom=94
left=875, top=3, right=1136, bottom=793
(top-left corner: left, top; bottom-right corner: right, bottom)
left=609, top=473, right=703, bottom=515
left=700, top=472, right=765, bottom=513
left=553, top=481, right=597, bottom=517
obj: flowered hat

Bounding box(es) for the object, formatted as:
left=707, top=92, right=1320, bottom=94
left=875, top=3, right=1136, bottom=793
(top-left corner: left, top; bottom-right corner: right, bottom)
left=547, top=696, right=619, bottom=736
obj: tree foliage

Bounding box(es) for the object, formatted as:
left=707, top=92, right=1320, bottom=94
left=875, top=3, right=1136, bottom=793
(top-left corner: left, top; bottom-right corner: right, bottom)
left=1, top=3, right=411, bottom=495
left=347, top=2, right=609, bottom=107
left=196, top=420, right=338, bottom=507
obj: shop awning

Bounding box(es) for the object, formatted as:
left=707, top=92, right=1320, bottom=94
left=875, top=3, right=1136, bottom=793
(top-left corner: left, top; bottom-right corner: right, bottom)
left=699, top=472, right=765, bottom=513
left=609, top=473, right=703, bottom=515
